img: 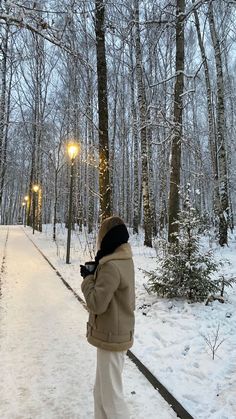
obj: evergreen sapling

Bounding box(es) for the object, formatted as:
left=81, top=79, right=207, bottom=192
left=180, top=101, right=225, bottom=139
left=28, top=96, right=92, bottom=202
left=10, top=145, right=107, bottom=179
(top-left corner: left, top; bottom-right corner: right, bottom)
left=145, top=187, right=221, bottom=301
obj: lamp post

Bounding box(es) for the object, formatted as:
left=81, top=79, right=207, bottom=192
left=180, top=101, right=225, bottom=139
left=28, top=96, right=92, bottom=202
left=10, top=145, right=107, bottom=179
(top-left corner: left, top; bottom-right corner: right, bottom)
left=32, top=184, right=39, bottom=234
left=66, top=143, right=79, bottom=264
left=24, top=195, right=29, bottom=227
left=22, top=202, right=26, bottom=226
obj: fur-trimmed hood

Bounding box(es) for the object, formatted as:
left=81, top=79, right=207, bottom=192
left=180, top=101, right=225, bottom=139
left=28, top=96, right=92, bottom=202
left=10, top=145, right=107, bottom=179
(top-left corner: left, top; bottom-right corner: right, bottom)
left=97, top=216, right=126, bottom=250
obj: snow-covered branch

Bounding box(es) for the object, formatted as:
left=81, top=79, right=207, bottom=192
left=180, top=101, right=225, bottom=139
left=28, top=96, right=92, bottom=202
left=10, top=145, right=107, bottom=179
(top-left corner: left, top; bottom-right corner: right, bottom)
left=0, top=12, right=92, bottom=69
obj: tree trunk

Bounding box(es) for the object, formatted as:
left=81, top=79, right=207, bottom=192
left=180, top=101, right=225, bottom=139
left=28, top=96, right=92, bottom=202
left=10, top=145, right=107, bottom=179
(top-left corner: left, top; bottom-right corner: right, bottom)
left=134, top=0, right=152, bottom=247
left=95, top=0, right=111, bottom=221
left=193, top=1, right=220, bottom=222
left=0, top=23, right=9, bottom=210
left=208, top=1, right=229, bottom=246
left=168, top=0, right=185, bottom=243
left=129, top=38, right=140, bottom=234
left=147, top=108, right=157, bottom=236
left=28, top=5, right=45, bottom=231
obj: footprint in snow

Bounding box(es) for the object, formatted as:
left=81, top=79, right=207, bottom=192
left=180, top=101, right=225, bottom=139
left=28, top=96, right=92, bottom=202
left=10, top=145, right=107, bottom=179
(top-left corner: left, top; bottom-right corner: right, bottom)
left=182, top=345, right=190, bottom=356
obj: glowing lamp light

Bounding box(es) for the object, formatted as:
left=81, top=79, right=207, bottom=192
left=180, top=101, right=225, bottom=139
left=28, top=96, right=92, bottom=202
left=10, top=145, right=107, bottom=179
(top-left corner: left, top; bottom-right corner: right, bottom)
left=67, top=143, right=79, bottom=161
left=32, top=184, right=39, bottom=193
left=24, top=195, right=29, bottom=201
left=22, top=202, right=26, bottom=206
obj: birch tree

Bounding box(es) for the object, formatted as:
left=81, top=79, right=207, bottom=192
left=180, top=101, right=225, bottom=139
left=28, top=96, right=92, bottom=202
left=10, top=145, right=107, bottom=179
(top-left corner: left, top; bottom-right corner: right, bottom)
left=208, top=1, right=229, bottom=246
left=193, top=2, right=219, bottom=219
left=134, top=0, right=152, bottom=247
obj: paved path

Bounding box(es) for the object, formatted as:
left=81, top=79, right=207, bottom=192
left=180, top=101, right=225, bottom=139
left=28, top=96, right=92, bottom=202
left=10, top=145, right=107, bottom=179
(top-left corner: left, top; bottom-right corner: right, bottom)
left=0, top=226, right=177, bottom=419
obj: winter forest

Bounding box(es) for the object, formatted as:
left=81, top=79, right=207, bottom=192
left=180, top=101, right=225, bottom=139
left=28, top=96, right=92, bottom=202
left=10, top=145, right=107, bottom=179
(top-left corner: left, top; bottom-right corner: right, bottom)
left=1, top=2, right=236, bottom=418
left=1, top=0, right=236, bottom=260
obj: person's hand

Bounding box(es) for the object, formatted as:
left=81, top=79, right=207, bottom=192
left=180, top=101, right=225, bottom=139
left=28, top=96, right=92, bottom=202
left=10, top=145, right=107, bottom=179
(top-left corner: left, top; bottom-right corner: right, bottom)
left=80, top=265, right=91, bottom=279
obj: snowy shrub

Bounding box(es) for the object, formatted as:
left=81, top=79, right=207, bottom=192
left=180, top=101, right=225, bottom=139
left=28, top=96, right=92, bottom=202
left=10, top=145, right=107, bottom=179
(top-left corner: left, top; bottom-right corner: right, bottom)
left=145, top=241, right=220, bottom=301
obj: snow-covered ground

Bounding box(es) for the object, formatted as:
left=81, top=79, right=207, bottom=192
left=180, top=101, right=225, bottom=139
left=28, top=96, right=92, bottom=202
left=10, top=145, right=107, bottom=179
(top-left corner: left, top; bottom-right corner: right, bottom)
left=20, top=223, right=236, bottom=419
left=0, top=226, right=177, bottom=419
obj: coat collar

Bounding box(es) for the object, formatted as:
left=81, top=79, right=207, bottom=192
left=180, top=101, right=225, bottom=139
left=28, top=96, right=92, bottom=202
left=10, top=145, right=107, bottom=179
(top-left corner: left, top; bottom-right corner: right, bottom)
left=98, top=243, right=132, bottom=265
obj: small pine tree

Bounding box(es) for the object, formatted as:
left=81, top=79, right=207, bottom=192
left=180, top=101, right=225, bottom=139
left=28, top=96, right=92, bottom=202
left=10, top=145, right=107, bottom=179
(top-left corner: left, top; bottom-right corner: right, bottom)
left=146, top=186, right=221, bottom=301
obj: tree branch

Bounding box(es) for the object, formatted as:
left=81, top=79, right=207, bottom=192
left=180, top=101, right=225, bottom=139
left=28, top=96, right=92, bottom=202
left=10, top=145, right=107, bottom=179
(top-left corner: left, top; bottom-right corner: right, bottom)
left=0, top=13, right=93, bottom=70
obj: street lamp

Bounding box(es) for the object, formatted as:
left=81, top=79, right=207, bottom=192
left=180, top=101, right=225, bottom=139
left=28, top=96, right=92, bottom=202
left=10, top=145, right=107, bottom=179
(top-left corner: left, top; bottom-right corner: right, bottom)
left=24, top=195, right=29, bottom=227
left=66, top=143, right=79, bottom=264
left=32, top=184, right=39, bottom=234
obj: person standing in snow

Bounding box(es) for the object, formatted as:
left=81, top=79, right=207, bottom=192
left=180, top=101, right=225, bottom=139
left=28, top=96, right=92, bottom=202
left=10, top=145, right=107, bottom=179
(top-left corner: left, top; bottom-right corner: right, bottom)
left=80, top=216, right=135, bottom=419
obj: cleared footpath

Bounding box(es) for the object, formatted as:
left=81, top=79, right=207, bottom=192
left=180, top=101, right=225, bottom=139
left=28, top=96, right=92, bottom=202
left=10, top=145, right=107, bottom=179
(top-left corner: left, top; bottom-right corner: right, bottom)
left=0, top=226, right=177, bottom=419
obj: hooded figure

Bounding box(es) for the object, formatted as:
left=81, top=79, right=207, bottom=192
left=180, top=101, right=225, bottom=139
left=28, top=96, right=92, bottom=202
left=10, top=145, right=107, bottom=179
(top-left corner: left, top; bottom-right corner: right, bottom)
left=81, top=216, right=135, bottom=419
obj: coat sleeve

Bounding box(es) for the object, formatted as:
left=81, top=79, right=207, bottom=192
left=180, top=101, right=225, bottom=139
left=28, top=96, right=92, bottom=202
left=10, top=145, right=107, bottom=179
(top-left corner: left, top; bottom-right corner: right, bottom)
left=81, top=261, right=120, bottom=315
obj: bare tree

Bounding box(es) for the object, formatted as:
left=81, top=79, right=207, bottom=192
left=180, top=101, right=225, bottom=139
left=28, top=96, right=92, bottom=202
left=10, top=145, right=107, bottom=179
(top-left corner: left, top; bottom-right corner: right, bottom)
left=95, top=0, right=111, bottom=221
left=193, top=1, right=220, bottom=220
left=134, top=0, right=152, bottom=247
left=0, top=22, right=9, bottom=209
left=208, top=1, right=229, bottom=246
left=168, top=0, right=185, bottom=243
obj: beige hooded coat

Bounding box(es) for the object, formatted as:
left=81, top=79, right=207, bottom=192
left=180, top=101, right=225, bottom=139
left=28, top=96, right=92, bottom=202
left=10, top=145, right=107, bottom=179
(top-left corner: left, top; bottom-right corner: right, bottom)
left=81, top=219, right=135, bottom=352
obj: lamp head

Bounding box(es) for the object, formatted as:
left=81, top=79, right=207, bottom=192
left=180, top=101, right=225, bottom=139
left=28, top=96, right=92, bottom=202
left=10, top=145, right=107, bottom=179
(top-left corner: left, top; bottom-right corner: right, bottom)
left=33, top=184, right=39, bottom=193
left=67, top=143, right=79, bottom=161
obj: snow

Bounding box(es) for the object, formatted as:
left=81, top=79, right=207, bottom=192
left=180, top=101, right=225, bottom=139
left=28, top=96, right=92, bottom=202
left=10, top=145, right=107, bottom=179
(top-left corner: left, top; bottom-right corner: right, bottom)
left=32, top=224, right=236, bottom=418
left=131, top=236, right=236, bottom=419
left=1, top=225, right=236, bottom=419
left=0, top=226, right=176, bottom=419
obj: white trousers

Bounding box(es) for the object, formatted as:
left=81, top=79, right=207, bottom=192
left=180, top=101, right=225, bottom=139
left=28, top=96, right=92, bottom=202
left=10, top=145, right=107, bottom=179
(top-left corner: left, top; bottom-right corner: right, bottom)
left=94, top=348, right=130, bottom=419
